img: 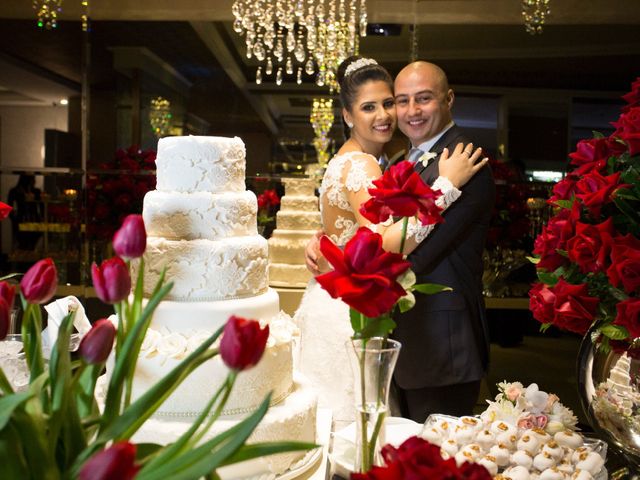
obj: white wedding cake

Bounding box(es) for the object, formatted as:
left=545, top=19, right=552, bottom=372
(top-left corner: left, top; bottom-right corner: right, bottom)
left=268, top=178, right=321, bottom=287
left=131, top=136, right=317, bottom=478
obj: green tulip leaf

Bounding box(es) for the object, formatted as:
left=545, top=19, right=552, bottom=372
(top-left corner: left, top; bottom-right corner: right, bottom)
left=0, top=423, right=30, bottom=480
left=135, top=443, right=164, bottom=463
left=0, top=392, right=32, bottom=430
left=219, top=441, right=319, bottom=466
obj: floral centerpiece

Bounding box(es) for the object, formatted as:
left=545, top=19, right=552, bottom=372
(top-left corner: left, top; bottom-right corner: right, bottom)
left=528, top=77, right=640, bottom=353
left=0, top=214, right=313, bottom=479
left=481, top=380, right=578, bottom=434
left=256, top=188, right=280, bottom=236
left=315, top=160, right=453, bottom=472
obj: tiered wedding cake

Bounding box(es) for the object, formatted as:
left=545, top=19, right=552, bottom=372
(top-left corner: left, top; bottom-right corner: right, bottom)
left=132, top=136, right=317, bottom=478
left=268, top=178, right=321, bottom=287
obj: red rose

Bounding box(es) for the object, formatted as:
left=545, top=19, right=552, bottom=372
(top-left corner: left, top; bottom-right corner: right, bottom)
left=316, top=227, right=411, bottom=318
left=574, top=170, right=627, bottom=219
left=612, top=106, right=640, bottom=156
left=610, top=340, right=640, bottom=359
left=565, top=218, right=615, bottom=274
left=0, top=201, right=12, bottom=220
left=548, top=176, right=578, bottom=204
left=529, top=282, right=557, bottom=325
left=568, top=137, right=625, bottom=176
left=533, top=206, right=578, bottom=272
left=351, top=463, right=404, bottom=480
left=20, top=258, right=58, bottom=304
left=621, top=77, right=640, bottom=112
left=614, top=298, right=640, bottom=339
left=607, top=234, right=640, bottom=294
left=91, top=257, right=131, bottom=304
left=120, top=157, right=141, bottom=172
left=551, top=278, right=600, bottom=335
left=79, top=441, right=139, bottom=480
left=459, top=462, right=493, bottom=480
left=79, top=319, right=116, bottom=364
left=360, top=161, right=444, bottom=226
left=113, top=214, right=147, bottom=260
left=220, top=315, right=269, bottom=371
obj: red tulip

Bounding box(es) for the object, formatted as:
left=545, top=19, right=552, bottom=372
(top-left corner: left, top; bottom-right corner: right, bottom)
left=79, top=441, right=139, bottom=480
left=0, top=201, right=12, bottom=220
left=220, top=316, right=269, bottom=371
left=0, top=281, right=16, bottom=311
left=92, top=257, right=131, bottom=304
left=112, top=214, right=147, bottom=260
left=0, top=298, right=10, bottom=340
left=20, top=258, right=58, bottom=304
left=79, top=319, right=116, bottom=364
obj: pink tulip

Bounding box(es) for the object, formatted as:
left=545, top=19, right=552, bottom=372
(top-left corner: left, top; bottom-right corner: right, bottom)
left=79, top=319, right=116, bottom=364
left=220, top=316, right=269, bottom=371
left=20, top=258, right=58, bottom=304
left=0, top=298, right=10, bottom=340
left=0, top=281, right=16, bottom=311
left=91, top=257, right=131, bottom=304
left=112, top=214, right=147, bottom=260
left=79, top=441, right=139, bottom=480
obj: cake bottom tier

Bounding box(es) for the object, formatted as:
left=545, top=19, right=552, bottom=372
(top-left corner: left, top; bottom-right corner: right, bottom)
left=269, top=263, right=312, bottom=288
left=132, top=375, right=318, bottom=479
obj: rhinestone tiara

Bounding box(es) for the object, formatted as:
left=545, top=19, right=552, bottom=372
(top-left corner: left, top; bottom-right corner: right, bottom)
left=344, top=58, right=378, bottom=78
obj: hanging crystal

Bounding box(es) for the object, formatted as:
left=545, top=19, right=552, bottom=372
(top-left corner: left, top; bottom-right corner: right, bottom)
left=286, top=57, right=294, bottom=75
left=305, top=58, right=315, bottom=75
left=297, top=67, right=303, bottom=84
left=276, top=67, right=283, bottom=85
left=256, top=66, right=263, bottom=85
left=266, top=57, right=274, bottom=75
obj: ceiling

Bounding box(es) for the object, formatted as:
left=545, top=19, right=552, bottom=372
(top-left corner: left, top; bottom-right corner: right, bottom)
left=1, top=0, right=640, bottom=158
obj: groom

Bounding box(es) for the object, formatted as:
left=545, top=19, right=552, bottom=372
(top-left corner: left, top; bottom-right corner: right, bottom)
left=305, top=61, right=495, bottom=423
left=389, top=61, right=495, bottom=423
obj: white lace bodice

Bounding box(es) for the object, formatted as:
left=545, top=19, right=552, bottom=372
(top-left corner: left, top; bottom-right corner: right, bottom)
left=318, top=150, right=461, bottom=247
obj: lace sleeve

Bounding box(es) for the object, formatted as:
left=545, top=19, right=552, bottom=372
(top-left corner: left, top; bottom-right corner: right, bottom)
left=344, top=156, right=376, bottom=193
left=405, top=176, right=461, bottom=243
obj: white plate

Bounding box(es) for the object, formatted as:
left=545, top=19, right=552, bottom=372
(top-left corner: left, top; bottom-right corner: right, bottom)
left=329, top=416, right=422, bottom=477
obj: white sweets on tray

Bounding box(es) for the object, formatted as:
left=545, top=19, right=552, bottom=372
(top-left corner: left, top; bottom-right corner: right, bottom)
left=420, top=381, right=608, bottom=479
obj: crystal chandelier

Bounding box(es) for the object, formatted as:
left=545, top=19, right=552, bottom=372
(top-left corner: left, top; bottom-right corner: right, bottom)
left=33, top=0, right=63, bottom=29
left=232, top=0, right=367, bottom=92
left=522, top=0, right=551, bottom=35
left=149, top=97, right=173, bottom=138
left=310, top=98, right=334, bottom=165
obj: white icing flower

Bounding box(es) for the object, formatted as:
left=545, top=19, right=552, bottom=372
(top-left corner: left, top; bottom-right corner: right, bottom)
left=141, top=328, right=162, bottom=357
left=186, top=330, right=213, bottom=352
left=157, top=332, right=188, bottom=359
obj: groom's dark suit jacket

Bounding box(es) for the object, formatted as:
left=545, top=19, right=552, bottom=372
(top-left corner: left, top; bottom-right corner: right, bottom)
left=391, top=125, right=495, bottom=389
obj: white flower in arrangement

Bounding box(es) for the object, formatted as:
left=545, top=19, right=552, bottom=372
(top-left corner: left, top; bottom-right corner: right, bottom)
left=418, top=151, right=437, bottom=167
left=186, top=330, right=213, bottom=353
left=547, top=400, right=579, bottom=432
left=523, top=383, right=549, bottom=414
left=496, top=380, right=525, bottom=402
left=481, top=396, right=523, bottom=426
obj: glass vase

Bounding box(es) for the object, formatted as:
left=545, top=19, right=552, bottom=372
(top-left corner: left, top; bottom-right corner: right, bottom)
left=577, top=329, right=640, bottom=472
left=347, top=337, right=401, bottom=473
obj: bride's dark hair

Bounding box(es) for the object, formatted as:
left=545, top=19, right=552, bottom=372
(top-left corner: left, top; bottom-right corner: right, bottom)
left=337, top=56, right=393, bottom=112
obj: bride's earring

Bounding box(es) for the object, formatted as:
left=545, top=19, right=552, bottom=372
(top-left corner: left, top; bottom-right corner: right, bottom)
left=346, top=121, right=353, bottom=128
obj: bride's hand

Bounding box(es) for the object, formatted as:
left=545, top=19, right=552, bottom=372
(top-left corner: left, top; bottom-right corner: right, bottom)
left=438, top=142, right=488, bottom=189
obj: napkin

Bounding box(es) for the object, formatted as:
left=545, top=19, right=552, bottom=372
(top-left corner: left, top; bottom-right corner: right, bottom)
left=43, top=296, right=92, bottom=350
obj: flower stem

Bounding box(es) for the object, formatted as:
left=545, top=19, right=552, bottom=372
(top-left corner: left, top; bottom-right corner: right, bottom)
left=399, top=217, right=409, bottom=254
left=358, top=337, right=369, bottom=472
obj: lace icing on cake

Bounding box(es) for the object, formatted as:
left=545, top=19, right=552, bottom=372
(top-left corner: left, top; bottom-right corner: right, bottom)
left=155, top=136, right=245, bottom=193
left=137, top=236, right=269, bottom=300
left=143, top=190, right=258, bottom=240
left=268, top=178, right=321, bottom=287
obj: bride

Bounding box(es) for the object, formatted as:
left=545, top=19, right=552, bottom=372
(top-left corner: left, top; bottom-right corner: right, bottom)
left=293, top=56, right=487, bottom=428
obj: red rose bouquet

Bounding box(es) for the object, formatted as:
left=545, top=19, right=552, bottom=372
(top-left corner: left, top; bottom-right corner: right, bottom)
left=529, top=77, right=640, bottom=353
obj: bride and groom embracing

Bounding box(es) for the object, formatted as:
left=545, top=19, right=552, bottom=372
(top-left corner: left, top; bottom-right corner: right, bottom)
left=294, top=57, right=496, bottom=428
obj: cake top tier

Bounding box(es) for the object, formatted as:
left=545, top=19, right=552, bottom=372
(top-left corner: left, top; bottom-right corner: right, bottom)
left=282, top=177, right=317, bottom=197
left=155, top=136, right=246, bottom=193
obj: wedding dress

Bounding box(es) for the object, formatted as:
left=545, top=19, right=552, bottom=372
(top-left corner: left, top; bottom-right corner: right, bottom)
left=293, top=151, right=461, bottom=428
